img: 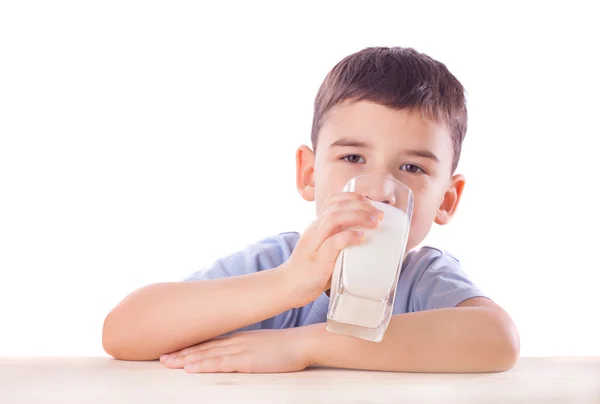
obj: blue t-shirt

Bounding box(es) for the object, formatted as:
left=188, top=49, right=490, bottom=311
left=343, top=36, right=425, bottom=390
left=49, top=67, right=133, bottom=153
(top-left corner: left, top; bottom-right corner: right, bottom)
left=183, top=232, right=487, bottom=333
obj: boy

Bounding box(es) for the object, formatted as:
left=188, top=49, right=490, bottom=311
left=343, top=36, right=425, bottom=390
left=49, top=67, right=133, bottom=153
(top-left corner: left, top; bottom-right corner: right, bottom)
left=102, top=46, right=520, bottom=373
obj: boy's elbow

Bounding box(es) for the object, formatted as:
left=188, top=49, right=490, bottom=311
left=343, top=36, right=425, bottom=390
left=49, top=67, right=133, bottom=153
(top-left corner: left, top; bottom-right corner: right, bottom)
left=490, top=336, right=520, bottom=372
left=102, top=285, right=166, bottom=361
left=102, top=312, right=127, bottom=360
left=102, top=311, right=156, bottom=361
left=499, top=329, right=520, bottom=371
left=488, top=312, right=521, bottom=372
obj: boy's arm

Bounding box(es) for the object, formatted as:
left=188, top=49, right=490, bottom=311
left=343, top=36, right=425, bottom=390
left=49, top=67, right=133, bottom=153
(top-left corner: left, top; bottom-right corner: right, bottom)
left=102, top=268, right=297, bottom=361
left=305, top=297, right=520, bottom=372
left=165, top=296, right=519, bottom=373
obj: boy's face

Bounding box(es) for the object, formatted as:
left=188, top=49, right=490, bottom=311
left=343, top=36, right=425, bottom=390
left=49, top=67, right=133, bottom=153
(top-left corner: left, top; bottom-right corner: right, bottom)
left=296, top=100, right=465, bottom=251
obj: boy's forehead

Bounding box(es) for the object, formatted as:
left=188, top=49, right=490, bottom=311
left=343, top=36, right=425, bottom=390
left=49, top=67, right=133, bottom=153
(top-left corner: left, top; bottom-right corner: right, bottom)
left=317, top=101, right=454, bottom=161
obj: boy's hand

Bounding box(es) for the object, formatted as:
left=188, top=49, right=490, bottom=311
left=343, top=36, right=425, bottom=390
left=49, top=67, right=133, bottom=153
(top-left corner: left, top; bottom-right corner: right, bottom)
left=160, top=327, right=313, bottom=373
left=281, top=192, right=384, bottom=307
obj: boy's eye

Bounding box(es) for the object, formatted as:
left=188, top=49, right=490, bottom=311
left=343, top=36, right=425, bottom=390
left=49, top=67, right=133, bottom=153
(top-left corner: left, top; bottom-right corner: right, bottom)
left=342, top=154, right=365, bottom=164
left=400, top=163, right=425, bottom=173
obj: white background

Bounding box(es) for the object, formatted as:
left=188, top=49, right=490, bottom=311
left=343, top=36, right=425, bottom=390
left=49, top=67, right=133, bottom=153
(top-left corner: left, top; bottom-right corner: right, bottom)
left=1, top=1, right=598, bottom=357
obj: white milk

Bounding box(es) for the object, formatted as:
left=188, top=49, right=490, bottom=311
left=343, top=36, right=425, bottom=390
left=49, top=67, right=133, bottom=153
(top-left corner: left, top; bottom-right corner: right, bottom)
left=327, top=201, right=410, bottom=337
left=342, top=201, right=409, bottom=299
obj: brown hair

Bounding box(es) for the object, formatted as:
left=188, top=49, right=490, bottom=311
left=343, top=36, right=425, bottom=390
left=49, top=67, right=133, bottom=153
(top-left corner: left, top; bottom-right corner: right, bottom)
left=311, top=46, right=467, bottom=172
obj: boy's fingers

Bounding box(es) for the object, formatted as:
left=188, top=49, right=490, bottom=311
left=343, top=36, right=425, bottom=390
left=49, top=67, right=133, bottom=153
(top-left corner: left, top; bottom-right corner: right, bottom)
left=338, top=199, right=383, bottom=218
left=160, top=347, right=199, bottom=363
left=318, top=192, right=367, bottom=215
left=314, top=199, right=382, bottom=236
left=165, top=345, right=240, bottom=368
left=161, top=336, right=231, bottom=363
left=310, top=209, right=377, bottom=252
left=184, top=354, right=251, bottom=373
left=184, top=356, right=234, bottom=373
left=318, top=229, right=366, bottom=260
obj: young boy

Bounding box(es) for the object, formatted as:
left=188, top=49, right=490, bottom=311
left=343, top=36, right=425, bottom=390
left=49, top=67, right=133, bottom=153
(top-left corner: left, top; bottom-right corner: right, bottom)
left=102, top=46, right=520, bottom=373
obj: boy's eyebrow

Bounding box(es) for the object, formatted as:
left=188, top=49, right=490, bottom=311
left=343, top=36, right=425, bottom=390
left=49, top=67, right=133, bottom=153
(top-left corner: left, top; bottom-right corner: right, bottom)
left=328, top=138, right=372, bottom=149
left=404, top=149, right=440, bottom=162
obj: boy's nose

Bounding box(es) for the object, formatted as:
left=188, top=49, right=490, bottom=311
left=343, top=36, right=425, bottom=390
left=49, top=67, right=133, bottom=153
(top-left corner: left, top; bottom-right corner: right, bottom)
left=366, top=195, right=395, bottom=205
left=347, top=173, right=400, bottom=206
left=364, top=188, right=396, bottom=205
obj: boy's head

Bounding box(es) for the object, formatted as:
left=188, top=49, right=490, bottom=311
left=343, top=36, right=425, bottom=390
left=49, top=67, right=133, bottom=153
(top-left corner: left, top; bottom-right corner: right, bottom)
left=296, top=46, right=468, bottom=251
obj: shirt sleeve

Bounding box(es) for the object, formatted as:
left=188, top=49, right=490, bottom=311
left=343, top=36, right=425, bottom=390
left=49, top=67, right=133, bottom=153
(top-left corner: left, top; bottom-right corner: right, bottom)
left=408, top=247, right=488, bottom=312
left=181, top=232, right=298, bottom=281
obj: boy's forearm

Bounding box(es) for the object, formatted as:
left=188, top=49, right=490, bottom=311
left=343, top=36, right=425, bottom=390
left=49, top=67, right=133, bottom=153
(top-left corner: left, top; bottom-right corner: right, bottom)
left=102, top=267, right=296, bottom=361
left=303, top=306, right=520, bottom=373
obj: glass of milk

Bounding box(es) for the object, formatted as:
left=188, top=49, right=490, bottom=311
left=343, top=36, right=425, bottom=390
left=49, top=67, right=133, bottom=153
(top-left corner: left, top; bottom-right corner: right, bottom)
left=326, top=174, right=414, bottom=342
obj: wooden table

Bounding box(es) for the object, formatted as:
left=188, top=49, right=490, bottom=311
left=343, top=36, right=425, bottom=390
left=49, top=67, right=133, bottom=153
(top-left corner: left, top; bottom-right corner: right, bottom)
left=1, top=357, right=599, bottom=403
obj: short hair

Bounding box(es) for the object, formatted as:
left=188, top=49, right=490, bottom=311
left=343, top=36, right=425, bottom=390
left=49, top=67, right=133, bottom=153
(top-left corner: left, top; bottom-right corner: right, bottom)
left=311, top=46, right=467, bottom=172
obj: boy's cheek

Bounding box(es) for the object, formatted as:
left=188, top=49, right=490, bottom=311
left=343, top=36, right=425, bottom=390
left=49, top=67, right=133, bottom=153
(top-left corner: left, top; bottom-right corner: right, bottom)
left=406, top=208, right=437, bottom=248
left=407, top=223, right=429, bottom=251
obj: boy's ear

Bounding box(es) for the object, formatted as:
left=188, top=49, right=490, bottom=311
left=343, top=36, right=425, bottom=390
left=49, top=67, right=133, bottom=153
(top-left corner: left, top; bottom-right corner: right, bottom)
left=435, top=174, right=465, bottom=225
left=296, top=145, right=315, bottom=202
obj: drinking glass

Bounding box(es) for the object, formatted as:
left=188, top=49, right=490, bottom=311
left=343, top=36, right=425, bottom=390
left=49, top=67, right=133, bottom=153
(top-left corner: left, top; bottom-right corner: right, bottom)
left=326, top=174, right=414, bottom=342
